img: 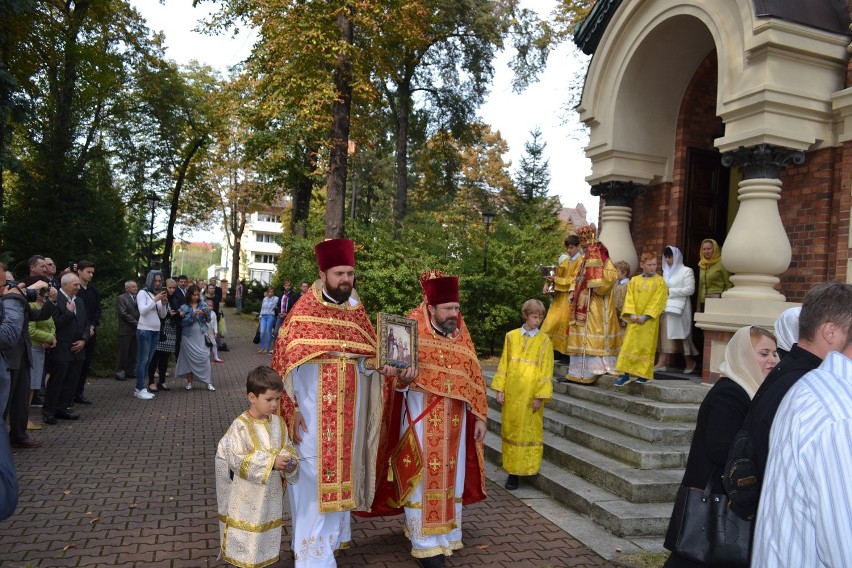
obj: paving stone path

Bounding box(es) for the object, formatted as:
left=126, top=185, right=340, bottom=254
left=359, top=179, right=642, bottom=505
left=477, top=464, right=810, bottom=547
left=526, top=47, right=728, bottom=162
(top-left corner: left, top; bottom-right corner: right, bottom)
left=1, top=313, right=611, bottom=568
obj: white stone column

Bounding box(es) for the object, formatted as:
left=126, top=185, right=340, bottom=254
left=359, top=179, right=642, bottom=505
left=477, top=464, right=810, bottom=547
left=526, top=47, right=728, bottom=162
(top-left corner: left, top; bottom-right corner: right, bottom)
left=718, top=144, right=805, bottom=301
left=592, top=181, right=646, bottom=274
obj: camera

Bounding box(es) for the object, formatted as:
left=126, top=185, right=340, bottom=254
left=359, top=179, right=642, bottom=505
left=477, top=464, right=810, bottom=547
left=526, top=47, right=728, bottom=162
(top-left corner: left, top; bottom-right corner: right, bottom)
left=5, top=280, right=38, bottom=302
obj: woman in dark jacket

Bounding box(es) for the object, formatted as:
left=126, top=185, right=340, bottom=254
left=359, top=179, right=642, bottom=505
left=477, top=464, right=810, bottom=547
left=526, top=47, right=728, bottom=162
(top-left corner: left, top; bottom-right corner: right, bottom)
left=663, top=325, right=778, bottom=567
left=147, top=279, right=180, bottom=392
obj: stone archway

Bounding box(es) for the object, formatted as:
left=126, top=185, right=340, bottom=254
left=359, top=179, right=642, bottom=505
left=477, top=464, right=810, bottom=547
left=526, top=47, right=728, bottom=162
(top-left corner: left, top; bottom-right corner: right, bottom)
left=577, top=0, right=850, bottom=374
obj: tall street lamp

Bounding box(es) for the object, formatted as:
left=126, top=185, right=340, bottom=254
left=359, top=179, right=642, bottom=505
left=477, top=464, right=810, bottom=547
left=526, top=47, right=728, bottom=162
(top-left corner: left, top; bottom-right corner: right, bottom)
left=482, top=211, right=495, bottom=274
left=146, top=192, right=160, bottom=272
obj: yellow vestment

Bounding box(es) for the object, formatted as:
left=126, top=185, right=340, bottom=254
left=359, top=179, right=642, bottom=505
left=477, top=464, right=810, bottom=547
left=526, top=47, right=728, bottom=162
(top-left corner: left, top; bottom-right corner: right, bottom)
left=615, top=274, right=668, bottom=380
left=491, top=328, right=554, bottom=475
left=565, top=259, right=623, bottom=383
left=540, top=253, right=583, bottom=354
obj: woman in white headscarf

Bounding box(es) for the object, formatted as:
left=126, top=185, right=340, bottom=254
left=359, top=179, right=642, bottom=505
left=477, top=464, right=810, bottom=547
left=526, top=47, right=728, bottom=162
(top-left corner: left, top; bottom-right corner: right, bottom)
left=663, top=326, right=777, bottom=567
left=773, top=306, right=801, bottom=359
left=656, top=246, right=700, bottom=373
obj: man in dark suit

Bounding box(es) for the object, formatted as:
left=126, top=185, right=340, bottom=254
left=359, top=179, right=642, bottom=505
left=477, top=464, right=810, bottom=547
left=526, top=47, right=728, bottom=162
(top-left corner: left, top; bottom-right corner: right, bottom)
left=172, top=275, right=189, bottom=357
left=73, top=260, right=100, bottom=404
left=2, top=270, right=54, bottom=449
left=115, top=280, right=139, bottom=381
left=44, top=273, right=88, bottom=425
left=274, top=280, right=300, bottom=339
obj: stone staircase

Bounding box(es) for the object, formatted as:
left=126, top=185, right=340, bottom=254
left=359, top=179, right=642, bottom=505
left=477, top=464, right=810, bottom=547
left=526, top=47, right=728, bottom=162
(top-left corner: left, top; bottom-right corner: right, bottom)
left=483, top=373, right=709, bottom=542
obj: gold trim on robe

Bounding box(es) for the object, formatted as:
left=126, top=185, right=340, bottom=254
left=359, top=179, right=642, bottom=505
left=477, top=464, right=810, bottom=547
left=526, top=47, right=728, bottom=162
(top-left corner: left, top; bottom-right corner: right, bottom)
left=271, top=280, right=378, bottom=513
left=406, top=304, right=487, bottom=534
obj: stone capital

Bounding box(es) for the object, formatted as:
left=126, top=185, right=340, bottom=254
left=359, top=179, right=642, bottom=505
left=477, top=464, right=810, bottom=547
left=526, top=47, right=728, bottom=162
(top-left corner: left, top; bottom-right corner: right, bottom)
left=590, top=181, right=647, bottom=207
left=720, top=144, right=805, bottom=180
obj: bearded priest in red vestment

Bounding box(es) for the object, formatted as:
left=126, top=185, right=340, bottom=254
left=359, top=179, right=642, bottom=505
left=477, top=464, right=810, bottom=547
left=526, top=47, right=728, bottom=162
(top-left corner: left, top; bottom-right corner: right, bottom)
left=271, top=239, right=413, bottom=567
left=361, top=271, right=488, bottom=568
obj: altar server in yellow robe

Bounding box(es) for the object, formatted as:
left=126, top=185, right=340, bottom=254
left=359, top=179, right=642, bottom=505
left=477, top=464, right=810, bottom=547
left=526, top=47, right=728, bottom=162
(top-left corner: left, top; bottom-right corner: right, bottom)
left=491, top=299, right=554, bottom=490
left=614, top=253, right=668, bottom=386
left=540, top=234, right=583, bottom=362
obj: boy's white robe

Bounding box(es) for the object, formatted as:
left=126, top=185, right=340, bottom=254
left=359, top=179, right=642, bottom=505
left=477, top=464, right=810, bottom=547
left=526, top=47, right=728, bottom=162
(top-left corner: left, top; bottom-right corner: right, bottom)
left=216, top=412, right=298, bottom=568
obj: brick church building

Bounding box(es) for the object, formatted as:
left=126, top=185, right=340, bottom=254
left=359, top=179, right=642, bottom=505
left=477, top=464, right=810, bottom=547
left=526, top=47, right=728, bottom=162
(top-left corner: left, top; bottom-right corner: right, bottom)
left=574, top=0, right=852, bottom=375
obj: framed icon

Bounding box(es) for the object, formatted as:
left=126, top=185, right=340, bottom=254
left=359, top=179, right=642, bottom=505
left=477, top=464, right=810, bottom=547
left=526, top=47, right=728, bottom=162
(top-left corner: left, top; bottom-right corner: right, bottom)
left=377, top=312, right=418, bottom=369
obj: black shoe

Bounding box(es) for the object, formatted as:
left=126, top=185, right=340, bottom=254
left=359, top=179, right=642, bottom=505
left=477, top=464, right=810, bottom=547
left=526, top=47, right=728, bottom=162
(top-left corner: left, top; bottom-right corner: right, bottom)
left=11, top=438, right=42, bottom=449
left=73, top=395, right=92, bottom=405
left=55, top=408, right=80, bottom=420
left=504, top=474, right=519, bottom=490
left=420, top=555, right=445, bottom=568
left=31, top=394, right=44, bottom=408
left=43, top=414, right=57, bottom=425
left=157, top=384, right=170, bottom=391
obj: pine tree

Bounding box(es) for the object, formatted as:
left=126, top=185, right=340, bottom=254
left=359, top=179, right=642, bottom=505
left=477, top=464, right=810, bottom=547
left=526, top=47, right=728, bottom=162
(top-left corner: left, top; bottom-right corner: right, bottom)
left=516, top=127, right=551, bottom=202
left=511, top=127, right=560, bottom=227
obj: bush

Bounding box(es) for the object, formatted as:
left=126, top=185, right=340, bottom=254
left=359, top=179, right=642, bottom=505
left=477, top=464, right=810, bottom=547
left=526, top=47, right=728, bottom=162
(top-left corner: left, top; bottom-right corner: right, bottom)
left=91, top=293, right=120, bottom=378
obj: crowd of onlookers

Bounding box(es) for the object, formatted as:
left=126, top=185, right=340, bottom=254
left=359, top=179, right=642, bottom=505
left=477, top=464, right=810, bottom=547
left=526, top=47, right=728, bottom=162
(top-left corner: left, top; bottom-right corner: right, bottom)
left=0, top=256, right=239, bottom=455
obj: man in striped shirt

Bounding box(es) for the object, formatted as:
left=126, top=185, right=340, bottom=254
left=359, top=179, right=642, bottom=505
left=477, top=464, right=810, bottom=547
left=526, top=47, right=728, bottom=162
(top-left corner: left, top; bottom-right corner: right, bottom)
left=753, top=337, right=852, bottom=567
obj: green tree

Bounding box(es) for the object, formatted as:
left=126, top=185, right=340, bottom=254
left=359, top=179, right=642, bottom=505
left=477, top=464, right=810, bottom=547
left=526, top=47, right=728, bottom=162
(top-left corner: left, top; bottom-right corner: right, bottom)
left=364, top=0, right=553, bottom=228
left=510, top=126, right=561, bottom=227
left=1, top=0, right=161, bottom=285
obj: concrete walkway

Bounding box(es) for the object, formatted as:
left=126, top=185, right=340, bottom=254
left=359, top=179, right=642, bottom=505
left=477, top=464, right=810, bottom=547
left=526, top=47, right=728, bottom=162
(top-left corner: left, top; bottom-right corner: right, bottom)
left=0, top=314, right=611, bottom=568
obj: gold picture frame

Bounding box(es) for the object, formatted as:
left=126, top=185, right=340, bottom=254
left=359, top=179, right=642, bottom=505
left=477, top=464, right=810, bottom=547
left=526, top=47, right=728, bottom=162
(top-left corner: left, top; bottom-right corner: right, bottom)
left=377, top=312, right=418, bottom=368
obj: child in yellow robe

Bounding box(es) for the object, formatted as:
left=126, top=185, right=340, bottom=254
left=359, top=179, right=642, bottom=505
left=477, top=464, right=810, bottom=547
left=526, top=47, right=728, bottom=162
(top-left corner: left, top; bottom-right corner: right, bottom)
left=491, top=299, right=554, bottom=490
left=614, top=253, right=668, bottom=386
left=215, top=366, right=300, bottom=568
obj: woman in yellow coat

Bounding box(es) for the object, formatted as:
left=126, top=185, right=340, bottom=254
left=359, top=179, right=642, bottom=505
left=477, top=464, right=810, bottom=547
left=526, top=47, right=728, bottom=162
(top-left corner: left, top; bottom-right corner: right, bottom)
left=614, top=253, right=668, bottom=386
left=492, top=299, right=554, bottom=490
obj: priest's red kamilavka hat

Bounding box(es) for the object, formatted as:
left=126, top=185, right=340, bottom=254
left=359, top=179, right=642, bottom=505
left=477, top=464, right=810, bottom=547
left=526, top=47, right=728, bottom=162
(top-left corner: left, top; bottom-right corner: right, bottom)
left=422, top=276, right=459, bottom=306
left=315, top=238, right=356, bottom=271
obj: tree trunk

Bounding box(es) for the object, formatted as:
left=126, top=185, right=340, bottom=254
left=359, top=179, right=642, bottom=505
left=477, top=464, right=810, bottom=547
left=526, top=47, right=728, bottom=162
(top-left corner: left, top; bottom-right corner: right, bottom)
left=162, top=136, right=205, bottom=275
left=229, top=204, right=246, bottom=294
left=393, top=80, right=411, bottom=229
left=44, top=1, right=89, bottom=195
left=325, top=9, right=353, bottom=239
left=291, top=144, right=316, bottom=237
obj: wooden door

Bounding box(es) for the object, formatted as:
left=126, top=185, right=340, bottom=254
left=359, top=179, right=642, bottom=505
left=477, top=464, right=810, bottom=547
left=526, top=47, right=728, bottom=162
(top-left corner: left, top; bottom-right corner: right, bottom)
left=682, top=147, right=729, bottom=269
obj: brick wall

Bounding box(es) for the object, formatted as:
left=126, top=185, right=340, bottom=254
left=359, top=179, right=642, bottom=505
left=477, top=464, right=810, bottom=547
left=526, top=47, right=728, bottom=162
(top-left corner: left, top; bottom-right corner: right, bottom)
left=777, top=147, right=847, bottom=299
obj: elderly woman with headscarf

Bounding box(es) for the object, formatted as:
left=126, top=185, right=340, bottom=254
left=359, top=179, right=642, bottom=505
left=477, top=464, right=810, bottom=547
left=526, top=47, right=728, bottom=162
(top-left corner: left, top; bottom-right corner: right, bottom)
left=135, top=270, right=168, bottom=401
left=773, top=306, right=801, bottom=360
left=655, top=246, right=700, bottom=374
left=662, top=325, right=778, bottom=567
left=696, top=238, right=733, bottom=310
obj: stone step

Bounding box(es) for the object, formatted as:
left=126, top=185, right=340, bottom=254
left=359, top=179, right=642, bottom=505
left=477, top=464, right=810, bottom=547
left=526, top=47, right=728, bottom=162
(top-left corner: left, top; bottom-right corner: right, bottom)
left=486, top=406, right=689, bottom=470
left=502, top=391, right=696, bottom=445
left=485, top=410, right=683, bottom=503
left=484, top=431, right=676, bottom=537
left=551, top=381, right=701, bottom=422
left=556, top=373, right=709, bottom=404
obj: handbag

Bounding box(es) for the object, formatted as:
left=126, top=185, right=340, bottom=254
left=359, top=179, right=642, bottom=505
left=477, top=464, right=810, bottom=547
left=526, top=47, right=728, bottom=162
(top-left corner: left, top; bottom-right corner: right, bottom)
left=253, top=324, right=261, bottom=345
left=673, top=473, right=752, bottom=567
left=204, top=334, right=213, bottom=348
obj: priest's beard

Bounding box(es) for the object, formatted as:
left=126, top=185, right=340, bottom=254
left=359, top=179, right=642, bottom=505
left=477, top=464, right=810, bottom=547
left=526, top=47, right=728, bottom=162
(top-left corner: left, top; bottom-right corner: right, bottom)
left=326, top=282, right=352, bottom=303
left=434, top=314, right=458, bottom=335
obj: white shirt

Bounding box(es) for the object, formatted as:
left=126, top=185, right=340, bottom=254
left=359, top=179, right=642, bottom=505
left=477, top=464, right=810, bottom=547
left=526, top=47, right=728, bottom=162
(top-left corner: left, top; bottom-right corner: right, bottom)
left=753, top=351, right=852, bottom=567
left=136, top=289, right=167, bottom=331
left=521, top=326, right=539, bottom=337
left=260, top=296, right=278, bottom=316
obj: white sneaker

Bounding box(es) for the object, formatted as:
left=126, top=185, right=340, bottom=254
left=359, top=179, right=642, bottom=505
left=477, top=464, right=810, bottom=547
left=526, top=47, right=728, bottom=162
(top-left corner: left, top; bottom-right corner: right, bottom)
left=207, top=384, right=216, bottom=391
left=134, top=389, right=155, bottom=400
left=185, top=383, right=192, bottom=390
